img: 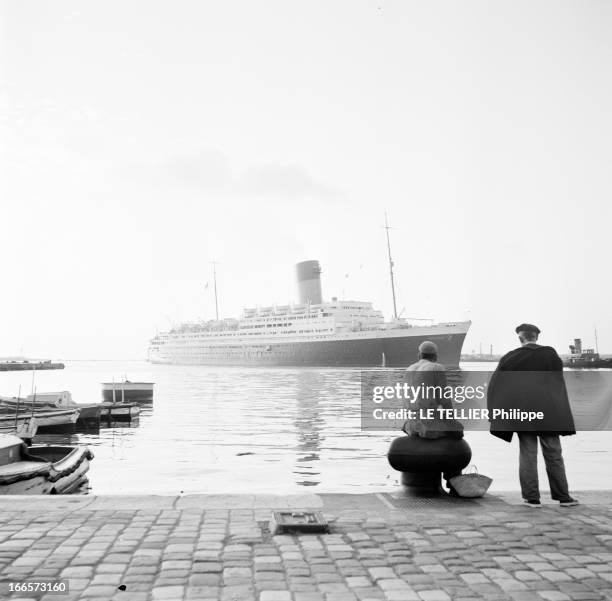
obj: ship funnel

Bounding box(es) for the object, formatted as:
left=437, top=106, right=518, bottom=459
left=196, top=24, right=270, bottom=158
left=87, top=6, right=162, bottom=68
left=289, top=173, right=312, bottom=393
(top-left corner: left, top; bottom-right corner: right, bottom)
left=296, top=260, right=322, bottom=305
left=574, top=338, right=582, bottom=354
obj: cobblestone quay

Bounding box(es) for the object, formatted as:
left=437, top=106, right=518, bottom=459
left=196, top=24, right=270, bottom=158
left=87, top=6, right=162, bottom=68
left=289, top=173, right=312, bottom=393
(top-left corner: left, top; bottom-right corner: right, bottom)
left=1, top=492, right=611, bottom=601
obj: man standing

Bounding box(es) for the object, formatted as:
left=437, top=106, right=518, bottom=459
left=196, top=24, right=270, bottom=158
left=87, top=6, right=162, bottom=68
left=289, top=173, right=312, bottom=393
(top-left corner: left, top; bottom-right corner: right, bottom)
left=488, top=324, right=578, bottom=507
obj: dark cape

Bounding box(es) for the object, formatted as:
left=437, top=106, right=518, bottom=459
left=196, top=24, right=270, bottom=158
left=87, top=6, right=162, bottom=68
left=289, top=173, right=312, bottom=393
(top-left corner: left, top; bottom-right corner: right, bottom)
left=487, top=343, right=576, bottom=442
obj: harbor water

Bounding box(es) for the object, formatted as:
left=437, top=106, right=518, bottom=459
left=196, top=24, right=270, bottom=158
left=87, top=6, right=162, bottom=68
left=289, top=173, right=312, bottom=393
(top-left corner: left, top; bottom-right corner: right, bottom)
left=1, top=360, right=611, bottom=495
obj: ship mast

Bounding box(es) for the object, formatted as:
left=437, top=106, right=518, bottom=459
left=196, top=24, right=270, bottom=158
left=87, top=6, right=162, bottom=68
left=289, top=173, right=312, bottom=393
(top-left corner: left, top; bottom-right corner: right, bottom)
left=595, top=325, right=600, bottom=354
left=210, top=261, right=219, bottom=320
left=384, top=211, right=398, bottom=320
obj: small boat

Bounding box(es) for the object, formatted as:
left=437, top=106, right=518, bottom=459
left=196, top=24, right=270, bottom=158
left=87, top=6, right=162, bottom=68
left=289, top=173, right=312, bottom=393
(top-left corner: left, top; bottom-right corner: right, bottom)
left=1, top=392, right=101, bottom=430
left=26, top=408, right=80, bottom=433
left=0, top=401, right=80, bottom=434
left=101, top=380, right=154, bottom=403
left=0, top=434, right=93, bottom=495
left=32, top=392, right=102, bottom=427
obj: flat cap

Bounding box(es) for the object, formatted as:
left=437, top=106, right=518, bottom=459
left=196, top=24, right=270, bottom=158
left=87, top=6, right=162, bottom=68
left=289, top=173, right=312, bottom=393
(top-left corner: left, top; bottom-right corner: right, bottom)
left=515, top=323, right=541, bottom=335
left=418, top=340, right=438, bottom=354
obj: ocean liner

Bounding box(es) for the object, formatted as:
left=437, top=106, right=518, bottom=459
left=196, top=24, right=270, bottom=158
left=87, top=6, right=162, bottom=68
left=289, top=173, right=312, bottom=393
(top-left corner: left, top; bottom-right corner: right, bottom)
left=148, top=259, right=470, bottom=368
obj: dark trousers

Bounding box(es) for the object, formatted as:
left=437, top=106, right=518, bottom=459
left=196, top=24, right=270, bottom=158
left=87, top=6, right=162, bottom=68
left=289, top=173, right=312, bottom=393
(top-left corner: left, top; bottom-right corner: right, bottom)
left=517, top=433, right=570, bottom=501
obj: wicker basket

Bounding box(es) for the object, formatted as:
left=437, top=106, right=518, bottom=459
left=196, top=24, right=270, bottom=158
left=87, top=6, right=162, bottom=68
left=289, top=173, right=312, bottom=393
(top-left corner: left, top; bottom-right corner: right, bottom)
left=449, top=466, right=493, bottom=498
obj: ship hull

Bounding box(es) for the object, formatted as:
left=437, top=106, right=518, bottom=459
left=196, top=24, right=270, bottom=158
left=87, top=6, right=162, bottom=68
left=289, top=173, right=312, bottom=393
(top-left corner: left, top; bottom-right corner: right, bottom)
left=564, top=360, right=612, bottom=369
left=148, top=326, right=469, bottom=368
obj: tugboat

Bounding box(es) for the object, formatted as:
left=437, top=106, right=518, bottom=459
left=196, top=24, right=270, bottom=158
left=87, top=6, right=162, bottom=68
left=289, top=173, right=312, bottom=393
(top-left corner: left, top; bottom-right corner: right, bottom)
left=565, top=337, right=612, bottom=369
left=0, top=397, right=80, bottom=434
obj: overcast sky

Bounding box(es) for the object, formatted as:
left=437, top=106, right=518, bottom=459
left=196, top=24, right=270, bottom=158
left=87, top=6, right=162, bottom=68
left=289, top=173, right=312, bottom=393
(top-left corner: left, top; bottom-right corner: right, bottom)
left=1, top=0, right=610, bottom=359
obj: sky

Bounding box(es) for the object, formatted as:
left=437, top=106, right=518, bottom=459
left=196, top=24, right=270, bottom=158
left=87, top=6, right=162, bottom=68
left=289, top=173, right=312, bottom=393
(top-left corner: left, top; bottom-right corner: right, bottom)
left=1, top=0, right=611, bottom=359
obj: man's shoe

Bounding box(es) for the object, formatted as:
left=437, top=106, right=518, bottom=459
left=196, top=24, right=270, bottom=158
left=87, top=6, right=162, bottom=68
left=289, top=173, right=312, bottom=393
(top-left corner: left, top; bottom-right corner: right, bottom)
left=523, top=499, right=542, bottom=507
left=559, top=497, right=579, bottom=507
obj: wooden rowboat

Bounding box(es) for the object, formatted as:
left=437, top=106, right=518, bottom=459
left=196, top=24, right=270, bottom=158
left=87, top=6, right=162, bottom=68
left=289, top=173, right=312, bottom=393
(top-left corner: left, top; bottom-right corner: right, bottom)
left=0, top=434, right=93, bottom=495
left=1, top=393, right=101, bottom=430
left=0, top=402, right=80, bottom=433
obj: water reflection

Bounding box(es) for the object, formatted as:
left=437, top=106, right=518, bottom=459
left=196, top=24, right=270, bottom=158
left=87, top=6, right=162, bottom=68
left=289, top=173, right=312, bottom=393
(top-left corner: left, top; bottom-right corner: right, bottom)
left=292, top=370, right=324, bottom=486
left=2, top=360, right=611, bottom=494
left=31, top=402, right=152, bottom=495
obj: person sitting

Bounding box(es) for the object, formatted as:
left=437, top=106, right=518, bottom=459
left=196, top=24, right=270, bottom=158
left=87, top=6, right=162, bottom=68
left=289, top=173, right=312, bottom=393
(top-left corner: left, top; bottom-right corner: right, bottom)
left=403, top=340, right=464, bottom=494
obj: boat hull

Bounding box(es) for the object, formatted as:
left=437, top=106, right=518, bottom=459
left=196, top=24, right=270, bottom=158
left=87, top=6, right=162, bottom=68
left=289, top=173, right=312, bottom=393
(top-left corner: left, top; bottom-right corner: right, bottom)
left=100, top=403, right=140, bottom=421
left=148, top=326, right=470, bottom=368
left=75, top=404, right=102, bottom=432
left=32, top=409, right=80, bottom=434
left=0, top=444, right=93, bottom=495
left=0, top=406, right=79, bottom=434
left=563, top=360, right=612, bottom=369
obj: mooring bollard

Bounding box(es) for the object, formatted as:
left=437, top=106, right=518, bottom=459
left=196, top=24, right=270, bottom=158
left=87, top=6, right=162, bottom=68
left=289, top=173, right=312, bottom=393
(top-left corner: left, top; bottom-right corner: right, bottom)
left=387, top=435, right=472, bottom=495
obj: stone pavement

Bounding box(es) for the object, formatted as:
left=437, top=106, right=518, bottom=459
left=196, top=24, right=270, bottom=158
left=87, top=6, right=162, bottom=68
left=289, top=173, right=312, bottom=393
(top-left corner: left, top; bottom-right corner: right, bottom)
left=0, top=492, right=611, bottom=601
